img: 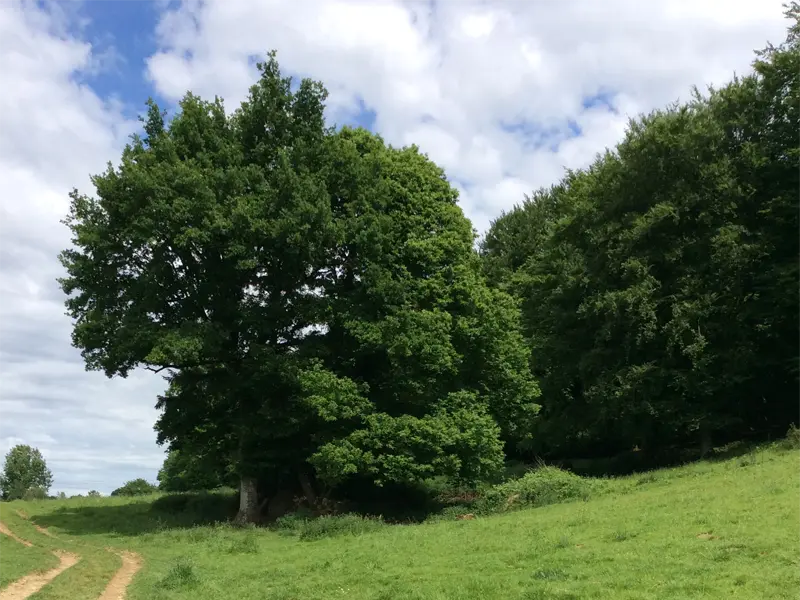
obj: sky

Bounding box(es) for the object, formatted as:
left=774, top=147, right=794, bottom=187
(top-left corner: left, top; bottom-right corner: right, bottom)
left=0, top=0, right=790, bottom=496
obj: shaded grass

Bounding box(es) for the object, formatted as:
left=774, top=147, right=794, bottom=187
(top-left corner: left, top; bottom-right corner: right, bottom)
left=6, top=443, right=800, bottom=599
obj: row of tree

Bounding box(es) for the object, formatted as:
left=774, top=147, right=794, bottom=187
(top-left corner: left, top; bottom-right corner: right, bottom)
left=481, top=10, right=799, bottom=460
left=57, top=9, right=799, bottom=522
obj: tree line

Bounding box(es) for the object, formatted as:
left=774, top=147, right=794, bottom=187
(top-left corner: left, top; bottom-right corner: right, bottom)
left=481, top=10, right=799, bottom=462
left=57, top=8, right=799, bottom=522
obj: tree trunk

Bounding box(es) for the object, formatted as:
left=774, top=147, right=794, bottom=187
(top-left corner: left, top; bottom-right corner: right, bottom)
left=298, top=471, right=317, bottom=506
left=234, top=476, right=260, bottom=524
left=700, top=427, right=713, bottom=458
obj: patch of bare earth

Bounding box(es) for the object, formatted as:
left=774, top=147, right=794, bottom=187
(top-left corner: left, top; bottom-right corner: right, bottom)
left=97, top=550, right=143, bottom=600
left=0, top=522, right=32, bottom=547
left=0, top=551, right=79, bottom=600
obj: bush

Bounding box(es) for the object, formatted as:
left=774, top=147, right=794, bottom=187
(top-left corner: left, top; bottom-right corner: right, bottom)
left=111, top=478, right=158, bottom=497
left=158, top=557, right=199, bottom=590
left=87, top=490, right=101, bottom=497
left=275, top=513, right=385, bottom=541
left=784, top=424, right=800, bottom=449
left=474, top=466, right=599, bottom=515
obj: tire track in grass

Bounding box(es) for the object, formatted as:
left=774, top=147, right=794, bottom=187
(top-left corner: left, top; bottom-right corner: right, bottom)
left=97, top=550, right=143, bottom=600
left=0, top=551, right=80, bottom=600
left=2, top=514, right=144, bottom=599
left=0, top=522, right=32, bottom=548
left=15, top=510, right=58, bottom=540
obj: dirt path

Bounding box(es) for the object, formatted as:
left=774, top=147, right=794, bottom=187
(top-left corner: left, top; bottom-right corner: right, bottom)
left=97, top=550, right=142, bottom=600
left=0, top=551, right=79, bottom=600
left=0, top=522, right=32, bottom=547
left=1, top=516, right=143, bottom=599
left=14, top=510, right=57, bottom=539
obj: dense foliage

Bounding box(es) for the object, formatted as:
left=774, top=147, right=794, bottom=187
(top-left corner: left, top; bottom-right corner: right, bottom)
left=60, top=53, right=538, bottom=521
left=157, top=449, right=235, bottom=492
left=111, top=478, right=159, bottom=497
left=60, top=11, right=798, bottom=519
left=481, top=9, right=799, bottom=460
left=0, top=445, right=53, bottom=501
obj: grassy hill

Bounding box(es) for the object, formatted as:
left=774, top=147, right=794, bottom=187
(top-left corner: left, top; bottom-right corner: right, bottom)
left=1, top=441, right=798, bottom=599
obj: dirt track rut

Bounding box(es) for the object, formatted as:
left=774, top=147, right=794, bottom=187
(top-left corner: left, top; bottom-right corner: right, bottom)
left=97, top=550, right=143, bottom=600
left=0, top=522, right=31, bottom=548
left=0, top=550, right=79, bottom=600
left=0, top=517, right=143, bottom=599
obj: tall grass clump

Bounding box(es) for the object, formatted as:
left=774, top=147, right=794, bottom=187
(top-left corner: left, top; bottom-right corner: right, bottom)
left=158, top=557, right=200, bottom=590
left=783, top=424, right=800, bottom=449
left=275, top=513, right=386, bottom=541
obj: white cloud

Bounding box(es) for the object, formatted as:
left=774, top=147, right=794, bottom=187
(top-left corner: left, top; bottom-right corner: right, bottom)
left=0, top=1, right=166, bottom=496
left=144, top=0, right=788, bottom=232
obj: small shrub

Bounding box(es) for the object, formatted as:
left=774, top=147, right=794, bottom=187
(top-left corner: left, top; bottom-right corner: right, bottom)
left=475, top=466, right=599, bottom=515
left=87, top=490, right=101, bottom=497
left=159, top=557, right=199, bottom=590
left=784, top=424, right=800, bottom=449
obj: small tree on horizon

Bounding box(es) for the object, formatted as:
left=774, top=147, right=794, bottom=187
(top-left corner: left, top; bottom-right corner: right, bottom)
left=0, top=445, right=54, bottom=501
left=110, top=478, right=158, bottom=497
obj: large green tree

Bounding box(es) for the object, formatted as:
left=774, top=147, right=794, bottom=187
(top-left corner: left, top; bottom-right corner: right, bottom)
left=0, top=445, right=53, bottom=501
left=482, top=9, right=799, bottom=460
left=60, top=53, right=539, bottom=522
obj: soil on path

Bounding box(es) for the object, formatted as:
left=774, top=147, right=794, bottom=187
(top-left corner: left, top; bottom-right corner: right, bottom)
left=0, top=522, right=32, bottom=548
left=97, top=550, right=143, bottom=600
left=14, top=510, right=57, bottom=539
left=1, top=515, right=143, bottom=599
left=0, top=551, right=79, bottom=600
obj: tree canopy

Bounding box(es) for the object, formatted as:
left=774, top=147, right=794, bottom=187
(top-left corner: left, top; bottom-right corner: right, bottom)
left=158, top=449, right=234, bottom=492
left=0, top=445, right=53, bottom=501
left=111, top=478, right=159, bottom=497
left=59, top=10, right=799, bottom=518
left=60, top=53, right=539, bottom=522
left=481, top=9, right=799, bottom=459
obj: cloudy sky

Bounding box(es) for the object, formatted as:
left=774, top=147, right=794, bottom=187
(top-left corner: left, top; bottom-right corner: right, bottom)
left=0, top=0, right=789, bottom=495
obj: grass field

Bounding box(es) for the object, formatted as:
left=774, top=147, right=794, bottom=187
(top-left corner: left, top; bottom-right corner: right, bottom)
left=1, top=442, right=798, bottom=599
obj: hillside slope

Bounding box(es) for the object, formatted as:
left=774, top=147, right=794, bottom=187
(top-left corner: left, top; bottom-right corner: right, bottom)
left=2, top=443, right=798, bottom=599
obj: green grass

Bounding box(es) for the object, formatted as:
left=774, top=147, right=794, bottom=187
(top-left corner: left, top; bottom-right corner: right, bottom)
left=0, top=525, right=58, bottom=588
left=3, top=443, right=799, bottom=599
